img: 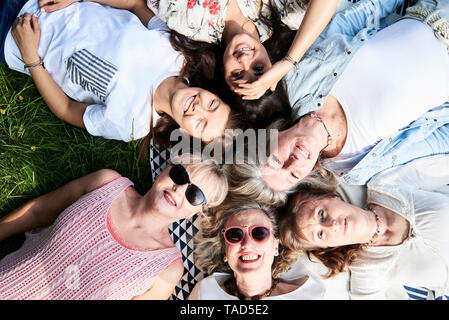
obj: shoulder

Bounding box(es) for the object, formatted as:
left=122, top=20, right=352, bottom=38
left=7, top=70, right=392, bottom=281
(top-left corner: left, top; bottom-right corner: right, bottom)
left=158, top=259, right=184, bottom=285
left=82, top=169, right=123, bottom=194
left=188, top=273, right=230, bottom=300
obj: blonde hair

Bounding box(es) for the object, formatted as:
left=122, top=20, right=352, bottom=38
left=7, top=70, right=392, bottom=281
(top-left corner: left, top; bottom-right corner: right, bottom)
left=224, top=159, right=339, bottom=209
left=171, top=153, right=229, bottom=209
left=225, top=163, right=288, bottom=207
left=194, top=198, right=300, bottom=278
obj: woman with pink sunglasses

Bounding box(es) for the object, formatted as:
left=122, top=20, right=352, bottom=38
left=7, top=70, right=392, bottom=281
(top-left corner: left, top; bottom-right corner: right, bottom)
left=188, top=200, right=325, bottom=300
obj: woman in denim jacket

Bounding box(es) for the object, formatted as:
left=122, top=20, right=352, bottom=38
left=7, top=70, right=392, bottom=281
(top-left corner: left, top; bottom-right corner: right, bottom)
left=279, top=154, right=449, bottom=299
left=256, top=0, right=449, bottom=194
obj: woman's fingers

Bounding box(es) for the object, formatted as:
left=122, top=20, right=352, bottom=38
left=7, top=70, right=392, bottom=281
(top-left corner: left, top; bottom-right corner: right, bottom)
left=31, top=14, right=41, bottom=34
left=38, top=0, right=53, bottom=8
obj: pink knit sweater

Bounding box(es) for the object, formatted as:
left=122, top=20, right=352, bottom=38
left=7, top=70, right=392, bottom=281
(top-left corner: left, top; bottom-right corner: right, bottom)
left=0, top=177, right=182, bottom=300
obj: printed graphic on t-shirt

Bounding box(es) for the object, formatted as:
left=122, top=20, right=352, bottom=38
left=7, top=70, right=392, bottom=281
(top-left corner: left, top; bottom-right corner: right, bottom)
left=66, top=49, right=118, bottom=102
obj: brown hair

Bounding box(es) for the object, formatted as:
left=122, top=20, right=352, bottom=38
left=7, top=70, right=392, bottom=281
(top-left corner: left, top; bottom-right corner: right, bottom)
left=214, top=1, right=298, bottom=126
left=137, top=30, right=224, bottom=159
left=279, top=189, right=365, bottom=278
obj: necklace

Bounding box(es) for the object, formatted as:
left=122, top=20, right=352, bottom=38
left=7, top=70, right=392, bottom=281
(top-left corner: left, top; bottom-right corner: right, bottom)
left=224, top=277, right=279, bottom=300
left=366, top=206, right=381, bottom=245
left=309, top=112, right=333, bottom=149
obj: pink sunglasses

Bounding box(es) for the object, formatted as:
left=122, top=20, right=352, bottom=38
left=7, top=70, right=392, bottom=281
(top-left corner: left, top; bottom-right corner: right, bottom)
left=221, top=225, right=273, bottom=245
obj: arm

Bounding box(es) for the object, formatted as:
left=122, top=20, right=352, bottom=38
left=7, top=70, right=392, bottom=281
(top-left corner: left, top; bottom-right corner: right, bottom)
left=235, top=0, right=339, bottom=100
left=12, top=14, right=88, bottom=128
left=131, top=260, right=184, bottom=300
left=0, top=169, right=120, bottom=242
left=38, top=0, right=155, bottom=26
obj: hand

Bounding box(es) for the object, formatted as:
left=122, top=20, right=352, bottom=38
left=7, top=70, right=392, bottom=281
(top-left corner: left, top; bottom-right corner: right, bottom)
left=11, top=13, right=41, bottom=65
left=38, top=0, right=78, bottom=12
left=233, top=59, right=293, bottom=100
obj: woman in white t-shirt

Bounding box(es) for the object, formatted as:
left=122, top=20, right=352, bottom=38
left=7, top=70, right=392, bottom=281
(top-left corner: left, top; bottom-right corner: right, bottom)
left=3, top=0, right=239, bottom=144
left=189, top=200, right=325, bottom=300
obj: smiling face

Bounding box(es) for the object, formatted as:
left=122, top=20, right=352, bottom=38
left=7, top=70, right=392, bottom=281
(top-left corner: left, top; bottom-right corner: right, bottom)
left=262, top=117, right=324, bottom=192
left=223, top=209, right=279, bottom=278
left=148, top=165, right=218, bottom=221
left=223, top=33, right=272, bottom=92
left=170, top=87, right=231, bottom=143
left=295, top=196, right=374, bottom=248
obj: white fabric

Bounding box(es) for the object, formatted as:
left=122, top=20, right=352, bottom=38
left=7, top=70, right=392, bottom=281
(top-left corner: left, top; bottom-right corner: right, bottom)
left=195, top=272, right=325, bottom=300
left=327, top=19, right=449, bottom=174
left=346, top=155, right=449, bottom=299
left=4, top=1, right=182, bottom=142
left=281, top=257, right=350, bottom=300
left=292, top=155, right=449, bottom=300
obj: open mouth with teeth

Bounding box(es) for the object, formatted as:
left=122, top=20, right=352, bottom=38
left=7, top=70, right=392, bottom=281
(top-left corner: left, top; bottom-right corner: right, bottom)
left=233, top=44, right=253, bottom=58
left=183, top=95, right=196, bottom=114
left=163, top=191, right=177, bottom=207
left=239, top=254, right=261, bottom=263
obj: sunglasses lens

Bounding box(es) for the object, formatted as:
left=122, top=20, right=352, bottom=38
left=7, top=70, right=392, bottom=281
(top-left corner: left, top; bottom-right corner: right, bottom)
left=224, top=228, right=244, bottom=244
left=251, top=226, right=270, bottom=242
left=169, top=164, right=189, bottom=185
left=185, top=185, right=207, bottom=206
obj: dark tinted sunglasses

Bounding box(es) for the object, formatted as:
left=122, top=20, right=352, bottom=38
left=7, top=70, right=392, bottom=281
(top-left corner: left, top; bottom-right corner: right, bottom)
left=221, top=225, right=273, bottom=245
left=169, top=164, right=207, bottom=206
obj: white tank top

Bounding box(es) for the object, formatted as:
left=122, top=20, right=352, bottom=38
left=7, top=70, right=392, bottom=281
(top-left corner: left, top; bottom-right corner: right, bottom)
left=327, top=19, right=449, bottom=175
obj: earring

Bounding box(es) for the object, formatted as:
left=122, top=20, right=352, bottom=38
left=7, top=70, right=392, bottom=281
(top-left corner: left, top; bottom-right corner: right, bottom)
left=223, top=256, right=227, bottom=263
left=274, top=249, right=279, bottom=257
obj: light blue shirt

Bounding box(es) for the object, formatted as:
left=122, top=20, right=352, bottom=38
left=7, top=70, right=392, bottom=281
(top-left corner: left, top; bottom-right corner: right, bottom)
left=341, top=104, right=449, bottom=184
left=284, top=0, right=449, bottom=185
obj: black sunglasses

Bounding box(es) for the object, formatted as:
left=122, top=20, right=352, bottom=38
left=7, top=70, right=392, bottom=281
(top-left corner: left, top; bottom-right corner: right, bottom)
left=169, top=164, right=207, bottom=206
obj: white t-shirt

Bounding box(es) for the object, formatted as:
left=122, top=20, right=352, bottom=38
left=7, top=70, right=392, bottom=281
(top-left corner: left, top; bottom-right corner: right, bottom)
left=327, top=19, right=449, bottom=174
left=194, top=272, right=325, bottom=300
left=4, top=1, right=182, bottom=142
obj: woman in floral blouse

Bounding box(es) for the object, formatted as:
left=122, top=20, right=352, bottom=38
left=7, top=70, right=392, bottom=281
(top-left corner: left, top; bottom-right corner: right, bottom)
left=38, top=0, right=339, bottom=125
left=146, top=0, right=340, bottom=100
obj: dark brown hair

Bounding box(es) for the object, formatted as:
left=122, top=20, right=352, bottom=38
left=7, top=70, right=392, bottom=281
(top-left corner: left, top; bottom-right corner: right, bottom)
left=216, top=2, right=297, bottom=127
left=138, top=31, right=227, bottom=158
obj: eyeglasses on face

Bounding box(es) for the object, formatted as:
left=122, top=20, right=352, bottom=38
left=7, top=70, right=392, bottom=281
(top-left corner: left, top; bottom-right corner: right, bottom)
left=169, top=164, right=207, bottom=206
left=221, top=225, right=273, bottom=245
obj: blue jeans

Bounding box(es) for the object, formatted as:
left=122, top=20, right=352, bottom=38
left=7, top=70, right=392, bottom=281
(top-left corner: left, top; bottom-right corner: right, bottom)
left=0, top=0, right=29, bottom=64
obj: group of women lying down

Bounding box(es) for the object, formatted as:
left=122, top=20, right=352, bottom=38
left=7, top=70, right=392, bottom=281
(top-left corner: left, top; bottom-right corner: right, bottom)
left=0, top=0, right=448, bottom=299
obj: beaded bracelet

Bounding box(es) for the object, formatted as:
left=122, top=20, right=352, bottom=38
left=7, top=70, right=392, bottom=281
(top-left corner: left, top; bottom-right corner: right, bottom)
left=283, top=54, right=298, bottom=67
left=24, top=58, right=44, bottom=70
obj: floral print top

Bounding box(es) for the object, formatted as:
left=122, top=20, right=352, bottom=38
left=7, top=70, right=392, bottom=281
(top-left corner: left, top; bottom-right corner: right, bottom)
left=146, top=0, right=308, bottom=44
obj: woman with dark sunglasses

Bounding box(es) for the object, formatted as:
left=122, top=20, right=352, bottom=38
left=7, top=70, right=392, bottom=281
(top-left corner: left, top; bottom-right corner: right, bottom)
left=188, top=200, right=325, bottom=300
left=0, top=155, right=228, bottom=300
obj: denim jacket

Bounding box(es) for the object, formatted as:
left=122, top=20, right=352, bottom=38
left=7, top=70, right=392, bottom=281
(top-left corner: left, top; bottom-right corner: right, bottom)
left=284, top=0, right=449, bottom=185
left=340, top=103, right=449, bottom=184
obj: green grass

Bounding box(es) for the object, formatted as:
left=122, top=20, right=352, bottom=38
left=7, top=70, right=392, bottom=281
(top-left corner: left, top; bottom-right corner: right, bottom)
left=0, top=63, right=152, bottom=218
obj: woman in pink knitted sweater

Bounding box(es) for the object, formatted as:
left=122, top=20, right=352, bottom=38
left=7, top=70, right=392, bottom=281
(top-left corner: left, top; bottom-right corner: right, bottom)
left=0, top=155, right=228, bottom=300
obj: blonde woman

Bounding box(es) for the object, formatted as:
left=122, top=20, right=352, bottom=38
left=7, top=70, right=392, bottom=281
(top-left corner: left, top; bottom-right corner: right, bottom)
left=188, top=199, right=325, bottom=300
left=0, top=155, right=228, bottom=300
left=224, top=137, right=339, bottom=208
